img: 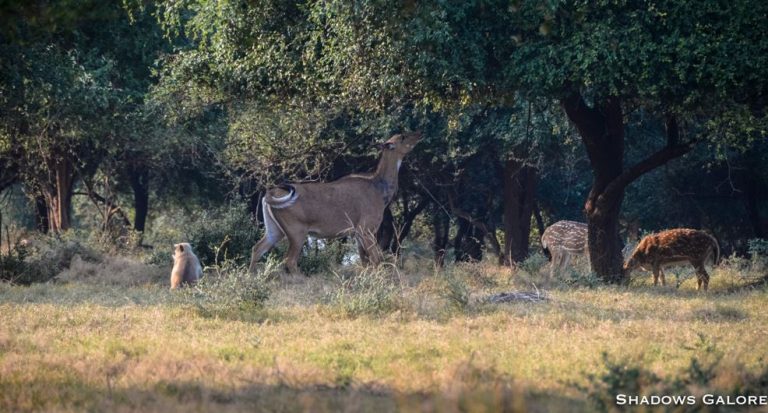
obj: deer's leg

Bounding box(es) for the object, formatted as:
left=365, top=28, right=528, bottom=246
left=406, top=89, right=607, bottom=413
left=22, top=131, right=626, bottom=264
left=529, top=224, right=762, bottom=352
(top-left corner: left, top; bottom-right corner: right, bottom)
left=249, top=232, right=284, bottom=273
left=284, top=230, right=308, bottom=275
left=693, top=261, right=709, bottom=291
left=659, top=267, right=666, bottom=286
left=652, top=263, right=660, bottom=286
left=562, top=252, right=572, bottom=274
left=358, top=230, right=382, bottom=266
left=549, top=250, right=560, bottom=279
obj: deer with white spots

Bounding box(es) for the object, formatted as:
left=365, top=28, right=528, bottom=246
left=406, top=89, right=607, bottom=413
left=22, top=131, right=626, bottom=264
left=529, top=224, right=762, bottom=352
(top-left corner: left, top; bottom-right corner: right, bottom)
left=623, top=228, right=719, bottom=291
left=540, top=220, right=588, bottom=279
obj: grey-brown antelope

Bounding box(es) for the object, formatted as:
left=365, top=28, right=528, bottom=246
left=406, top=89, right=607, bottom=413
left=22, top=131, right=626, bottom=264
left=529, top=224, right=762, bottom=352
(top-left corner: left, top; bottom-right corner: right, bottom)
left=249, top=132, right=423, bottom=275
left=541, top=220, right=588, bottom=279
left=623, top=228, right=719, bottom=291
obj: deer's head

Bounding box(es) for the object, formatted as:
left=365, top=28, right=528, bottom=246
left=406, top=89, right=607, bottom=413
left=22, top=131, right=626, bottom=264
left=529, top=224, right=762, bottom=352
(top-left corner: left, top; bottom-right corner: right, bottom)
left=377, top=132, right=422, bottom=158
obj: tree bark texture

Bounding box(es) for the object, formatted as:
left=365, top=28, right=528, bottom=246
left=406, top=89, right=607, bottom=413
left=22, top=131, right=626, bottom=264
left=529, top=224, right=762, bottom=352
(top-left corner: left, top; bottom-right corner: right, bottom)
left=561, top=93, right=694, bottom=282
left=502, top=159, right=538, bottom=265
left=128, top=165, right=150, bottom=233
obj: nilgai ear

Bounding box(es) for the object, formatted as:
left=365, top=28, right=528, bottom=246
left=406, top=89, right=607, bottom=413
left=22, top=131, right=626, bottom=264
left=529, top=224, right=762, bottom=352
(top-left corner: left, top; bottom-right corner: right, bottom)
left=179, top=244, right=184, bottom=252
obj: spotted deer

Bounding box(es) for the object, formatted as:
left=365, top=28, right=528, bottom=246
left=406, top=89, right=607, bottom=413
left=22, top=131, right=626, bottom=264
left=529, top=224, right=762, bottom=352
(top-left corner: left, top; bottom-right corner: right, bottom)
left=623, top=228, right=720, bottom=291
left=249, top=132, right=422, bottom=275
left=541, top=220, right=588, bottom=279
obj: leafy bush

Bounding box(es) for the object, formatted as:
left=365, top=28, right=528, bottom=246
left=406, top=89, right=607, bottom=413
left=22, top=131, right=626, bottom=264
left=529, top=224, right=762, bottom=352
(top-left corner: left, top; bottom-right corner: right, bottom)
left=562, top=268, right=602, bottom=289
left=518, top=252, right=548, bottom=276
left=578, top=335, right=768, bottom=412
left=441, top=270, right=471, bottom=311
left=0, top=240, right=31, bottom=284
left=298, top=238, right=349, bottom=274
left=181, top=202, right=260, bottom=266
left=323, top=266, right=402, bottom=318
left=174, top=260, right=275, bottom=317
left=3, top=234, right=103, bottom=284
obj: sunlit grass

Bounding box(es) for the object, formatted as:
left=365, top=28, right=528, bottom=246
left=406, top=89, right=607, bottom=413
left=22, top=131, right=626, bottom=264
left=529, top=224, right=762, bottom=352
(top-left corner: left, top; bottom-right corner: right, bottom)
left=0, top=257, right=766, bottom=412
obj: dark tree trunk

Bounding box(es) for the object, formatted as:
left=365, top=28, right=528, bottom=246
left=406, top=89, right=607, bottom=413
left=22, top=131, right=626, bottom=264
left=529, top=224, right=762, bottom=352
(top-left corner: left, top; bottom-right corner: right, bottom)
left=745, top=175, right=767, bottom=239
left=43, top=157, right=75, bottom=233
left=433, top=212, right=450, bottom=267
left=562, top=94, right=694, bottom=282
left=454, top=218, right=483, bottom=262
left=502, top=159, right=538, bottom=265
left=392, top=197, right=430, bottom=255
left=34, top=196, right=49, bottom=234
left=377, top=206, right=395, bottom=251
left=128, top=165, right=150, bottom=233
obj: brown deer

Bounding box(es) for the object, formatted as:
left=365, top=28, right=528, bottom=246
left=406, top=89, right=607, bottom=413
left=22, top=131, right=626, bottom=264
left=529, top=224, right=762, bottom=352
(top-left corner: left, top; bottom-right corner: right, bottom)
left=249, top=132, right=422, bottom=275
left=623, top=228, right=719, bottom=291
left=541, top=220, right=588, bottom=279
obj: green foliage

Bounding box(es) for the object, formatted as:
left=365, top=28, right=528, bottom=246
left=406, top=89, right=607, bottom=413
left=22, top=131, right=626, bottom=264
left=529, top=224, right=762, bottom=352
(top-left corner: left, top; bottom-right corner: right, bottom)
left=180, top=202, right=259, bottom=266
left=562, top=269, right=602, bottom=289
left=441, top=269, right=471, bottom=311
left=579, top=334, right=768, bottom=411
left=0, top=240, right=31, bottom=284
left=298, top=238, right=349, bottom=275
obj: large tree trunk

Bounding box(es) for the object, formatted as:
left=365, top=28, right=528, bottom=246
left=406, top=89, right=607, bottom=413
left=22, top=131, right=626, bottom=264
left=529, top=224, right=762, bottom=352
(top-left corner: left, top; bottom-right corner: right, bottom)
left=502, top=159, right=538, bottom=265
left=34, top=196, right=49, bottom=234
left=43, top=158, right=75, bottom=233
left=128, top=165, right=150, bottom=233
left=432, top=211, right=450, bottom=267
left=562, top=94, right=694, bottom=282
left=745, top=174, right=767, bottom=239
left=377, top=206, right=395, bottom=251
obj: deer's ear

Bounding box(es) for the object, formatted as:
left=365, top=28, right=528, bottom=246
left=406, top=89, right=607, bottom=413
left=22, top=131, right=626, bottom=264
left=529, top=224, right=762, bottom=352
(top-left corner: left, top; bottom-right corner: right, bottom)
left=179, top=244, right=184, bottom=252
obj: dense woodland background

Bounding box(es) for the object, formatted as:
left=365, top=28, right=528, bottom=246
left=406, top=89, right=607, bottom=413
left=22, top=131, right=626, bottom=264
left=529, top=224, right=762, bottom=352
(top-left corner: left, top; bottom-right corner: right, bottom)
left=1, top=0, right=766, bottom=282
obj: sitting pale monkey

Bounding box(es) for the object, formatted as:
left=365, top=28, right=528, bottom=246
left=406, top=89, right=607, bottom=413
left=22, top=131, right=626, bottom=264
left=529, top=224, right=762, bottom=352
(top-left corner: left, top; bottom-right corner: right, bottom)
left=170, top=243, right=202, bottom=289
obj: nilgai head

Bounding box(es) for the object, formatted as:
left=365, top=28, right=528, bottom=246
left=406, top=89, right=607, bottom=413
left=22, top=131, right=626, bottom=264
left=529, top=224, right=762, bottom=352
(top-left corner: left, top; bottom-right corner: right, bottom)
left=377, top=131, right=422, bottom=159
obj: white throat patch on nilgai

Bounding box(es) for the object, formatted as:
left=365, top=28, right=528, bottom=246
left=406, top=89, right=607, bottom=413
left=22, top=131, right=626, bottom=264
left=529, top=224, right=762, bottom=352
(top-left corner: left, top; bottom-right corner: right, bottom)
left=249, top=132, right=423, bottom=275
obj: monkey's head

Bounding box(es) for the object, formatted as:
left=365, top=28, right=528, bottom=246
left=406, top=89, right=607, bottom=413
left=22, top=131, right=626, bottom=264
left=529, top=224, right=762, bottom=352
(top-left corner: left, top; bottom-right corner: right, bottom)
left=173, top=242, right=194, bottom=258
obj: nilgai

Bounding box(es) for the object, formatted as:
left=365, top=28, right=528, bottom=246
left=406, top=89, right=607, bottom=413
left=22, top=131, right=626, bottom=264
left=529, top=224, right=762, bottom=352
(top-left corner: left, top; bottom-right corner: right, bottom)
left=249, top=132, right=422, bottom=275
left=541, top=220, right=588, bottom=279
left=623, top=228, right=719, bottom=291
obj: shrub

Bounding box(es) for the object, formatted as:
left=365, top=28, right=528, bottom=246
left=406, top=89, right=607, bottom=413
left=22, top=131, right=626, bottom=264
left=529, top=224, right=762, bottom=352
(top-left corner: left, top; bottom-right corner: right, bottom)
left=441, top=269, right=471, bottom=311
left=0, top=240, right=31, bottom=284
left=562, top=268, right=602, bottom=289
left=5, top=234, right=103, bottom=284
left=180, top=202, right=260, bottom=266
left=323, top=265, right=402, bottom=318
left=298, top=238, right=349, bottom=275
left=518, top=252, right=548, bottom=276
left=174, top=260, right=274, bottom=317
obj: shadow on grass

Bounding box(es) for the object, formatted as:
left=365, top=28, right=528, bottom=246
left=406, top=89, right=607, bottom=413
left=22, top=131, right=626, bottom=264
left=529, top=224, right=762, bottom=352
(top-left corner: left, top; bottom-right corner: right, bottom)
left=0, top=374, right=585, bottom=413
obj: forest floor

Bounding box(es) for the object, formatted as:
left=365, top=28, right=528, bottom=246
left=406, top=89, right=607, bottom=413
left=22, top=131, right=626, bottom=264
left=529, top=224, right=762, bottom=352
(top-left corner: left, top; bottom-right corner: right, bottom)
left=1, top=255, right=767, bottom=412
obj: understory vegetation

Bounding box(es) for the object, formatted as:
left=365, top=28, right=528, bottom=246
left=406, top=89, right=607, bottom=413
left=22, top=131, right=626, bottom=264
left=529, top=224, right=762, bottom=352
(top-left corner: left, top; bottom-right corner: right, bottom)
left=1, top=233, right=767, bottom=412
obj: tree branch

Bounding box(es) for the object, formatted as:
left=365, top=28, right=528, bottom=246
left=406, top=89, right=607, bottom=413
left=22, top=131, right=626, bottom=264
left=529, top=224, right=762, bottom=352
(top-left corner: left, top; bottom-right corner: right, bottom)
left=446, top=194, right=502, bottom=260
left=599, top=141, right=695, bottom=207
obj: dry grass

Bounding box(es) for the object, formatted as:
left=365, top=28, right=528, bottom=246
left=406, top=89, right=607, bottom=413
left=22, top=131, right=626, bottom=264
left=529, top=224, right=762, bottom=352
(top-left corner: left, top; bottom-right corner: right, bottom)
left=1, top=253, right=767, bottom=412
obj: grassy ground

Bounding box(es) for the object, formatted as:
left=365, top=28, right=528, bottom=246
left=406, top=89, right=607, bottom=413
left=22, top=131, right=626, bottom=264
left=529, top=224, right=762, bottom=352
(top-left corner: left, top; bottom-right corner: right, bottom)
left=1, top=255, right=767, bottom=412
